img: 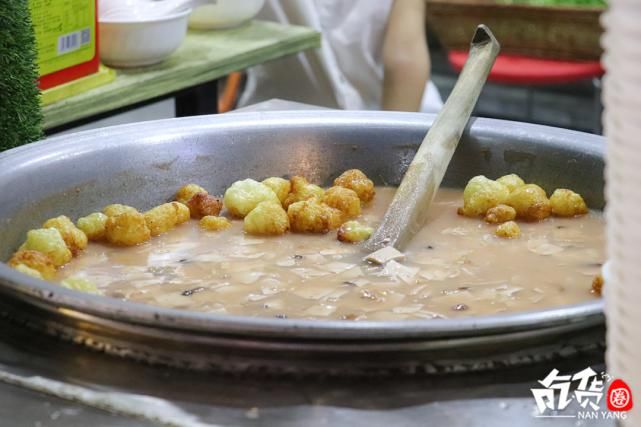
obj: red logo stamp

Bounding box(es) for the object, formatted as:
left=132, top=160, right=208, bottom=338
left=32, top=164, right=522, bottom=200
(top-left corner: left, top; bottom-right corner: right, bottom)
left=607, top=379, right=633, bottom=412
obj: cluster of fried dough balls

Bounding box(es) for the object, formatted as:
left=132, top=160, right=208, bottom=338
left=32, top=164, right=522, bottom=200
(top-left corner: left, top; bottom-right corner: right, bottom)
left=337, top=221, right=373, bottom=243
left=223, top=170, right=375, bottom=237
left=244, top=201, right=290, bottom=235
left=200, top=215, right=232, bottom=231
left=8, top=191, right=198, bottom=286
left=283, top=176, right=325, bottom=209
left=459, top=173, right=589, bottom=238
left=11, top=210, right=97, bottom=281
left=458, top=176, right=510, bottom=217
left=334, top=169, right=375, bottom=203
left=224, top=179, right=281, bottom=218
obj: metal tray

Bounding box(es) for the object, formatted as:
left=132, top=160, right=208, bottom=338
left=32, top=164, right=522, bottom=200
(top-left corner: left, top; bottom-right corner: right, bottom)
left=0, top=111, right=605, bottom=375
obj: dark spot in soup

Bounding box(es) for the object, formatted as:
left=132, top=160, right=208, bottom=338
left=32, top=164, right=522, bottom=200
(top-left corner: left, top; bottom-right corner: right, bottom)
left=181, top=287, right=205, bottom=297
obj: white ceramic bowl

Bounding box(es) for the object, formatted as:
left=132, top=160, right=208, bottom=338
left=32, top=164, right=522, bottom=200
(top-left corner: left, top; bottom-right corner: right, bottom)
left=188, top=0, right=264, bottom=30
left=99, top=9, right=190, bottom=68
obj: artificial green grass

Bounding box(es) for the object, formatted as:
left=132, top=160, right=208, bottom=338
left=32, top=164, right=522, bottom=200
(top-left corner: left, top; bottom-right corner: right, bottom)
left=0, top=0, right=43, bottom=151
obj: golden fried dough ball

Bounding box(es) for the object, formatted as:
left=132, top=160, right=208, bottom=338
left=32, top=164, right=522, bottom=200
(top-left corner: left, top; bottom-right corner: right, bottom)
left=173, top=202, right=191, bottom=224
left=12, top=263, right=43, bottom=279
left=506, top=184, right=551, bottom=222
left=77, top=212, right=108, bottom=241
left=322, top=186, right=361, bottom=219
left=244, top=201, right=289, bottom=236
left=43, top=215, right=88, bottom=256
left=144, top=203, right=179, bottom=236
left=591, top=274, right=603, bottom=296
left=223, top=179, right=280, bottom=218
left=288, top=200, right=344, bottom=233
left=458, top=176, right=510, bottom=217
left=105, top=212, right=151, bottom=246
left=337, top=221, right=373, bottom=243
left=186, top=192, right=223, bottom=219
left=175, top=183, right=208, bottom=204
left=283, top=176, right=325, bottom=208
left=200, top=215, right=232, bottom=232
left=8, top=250, right=56, bottom=280
left=496, top=174, right=525, bottom=192
left=103, top=204, right=138, bottom=217
left=333, top=169, right=375, bottom=203
left=262, top=177, right=291, bottom=203
left=61, top=277, right=99, bottom=294
left=495, top=221, right=521, bottom=239
left=484, top=204, right=517, bottom=224
left=550, top=189, right=589, bottom=217
left=19, top=228, right=72, bottom=267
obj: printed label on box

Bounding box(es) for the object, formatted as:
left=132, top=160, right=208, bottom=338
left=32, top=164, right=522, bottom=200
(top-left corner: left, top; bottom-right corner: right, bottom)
left=29, top=0, right=96, bottom=76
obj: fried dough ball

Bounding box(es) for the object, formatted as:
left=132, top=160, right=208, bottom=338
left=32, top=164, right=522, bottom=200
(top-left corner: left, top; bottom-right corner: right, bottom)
left=506, top=184, right=551, bottom=222
left=550, top=189, right=589, bottom=217
left=19, top=228, right=72, bottom=267
left=12, top=263, right=43, bottom=279
left=105, top=212, right=151, bottom=246
left=103, top=204, right=138, bottom=217
left=484, top=204, right=517, bottom=224
left=144, top=203, right=180, bottom=236
left=283, top=176, right=325, bottom=209
left=43, top=215, right=88, bottom=256
left=495, top=221, right=521, bottom=239
left=591, top=274, right=604, bottom=296
left=333, top=169, right=375, bottom=203
left=77, top=212, right=108, bottom=241
left=224, top=179, right=280, bottom=218
left=262, top=177, right=291, bottom=204
left=8, top=250, right=56, bottom=280
left=496, top=174, right=525, bottom=192
left=186, top=192, right=223, bottom=219
left=173, top=202, right=191, bottom=224
left=244, top=201, right=290, bottom=236
left=61, top=277, right=99, bottom=294
left=322, top=186, right=361, bottom=219
left=200, top=215, right=232, bottom=232
left=337, top=221, right=373, bottom=243
left=288, top=200, right=343, bottom=233
left=458, top=176, right=510, bottom=217
left=176, top=183, right=208, bottom=205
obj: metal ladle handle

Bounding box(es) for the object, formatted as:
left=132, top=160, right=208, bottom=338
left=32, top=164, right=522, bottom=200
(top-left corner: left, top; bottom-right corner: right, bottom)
left=364, top=25, right=500, bottom=253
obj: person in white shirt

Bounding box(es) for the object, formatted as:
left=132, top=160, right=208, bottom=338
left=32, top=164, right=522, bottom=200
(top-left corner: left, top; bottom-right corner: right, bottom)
left=238, top=0, right=443, bottom=113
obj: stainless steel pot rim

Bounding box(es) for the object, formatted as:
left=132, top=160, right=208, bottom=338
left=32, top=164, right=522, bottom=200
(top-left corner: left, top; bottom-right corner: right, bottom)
left=0, top=111, right=606, bottom=341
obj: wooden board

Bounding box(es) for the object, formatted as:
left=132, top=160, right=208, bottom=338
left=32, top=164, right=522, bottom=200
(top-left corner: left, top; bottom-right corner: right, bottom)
left=43, top=20, right=321, bottom=129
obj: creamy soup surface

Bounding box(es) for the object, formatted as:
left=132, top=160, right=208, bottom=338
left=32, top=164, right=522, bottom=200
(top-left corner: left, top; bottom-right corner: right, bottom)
left=56, top=188, right=604, bottom=320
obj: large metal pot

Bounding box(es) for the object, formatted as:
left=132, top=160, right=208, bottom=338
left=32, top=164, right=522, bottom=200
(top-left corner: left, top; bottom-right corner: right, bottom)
left=0, top=111, right=605, bottom=376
